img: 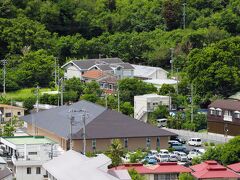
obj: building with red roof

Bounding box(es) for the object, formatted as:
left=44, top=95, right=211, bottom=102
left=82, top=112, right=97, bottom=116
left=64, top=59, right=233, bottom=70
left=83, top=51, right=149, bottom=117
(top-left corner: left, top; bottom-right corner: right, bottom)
left=228, top=162, right=240, bottom=174
left=190, top=161, right=240, bottom=179
left=112, top=162, right=191, bottom=180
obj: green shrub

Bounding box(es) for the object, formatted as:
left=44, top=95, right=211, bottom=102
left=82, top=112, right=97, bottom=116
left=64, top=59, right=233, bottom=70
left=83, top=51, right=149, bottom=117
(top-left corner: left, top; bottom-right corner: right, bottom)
left=204, top=142, right=209, bottom=146
left=210, top=142, right=215, bottom=146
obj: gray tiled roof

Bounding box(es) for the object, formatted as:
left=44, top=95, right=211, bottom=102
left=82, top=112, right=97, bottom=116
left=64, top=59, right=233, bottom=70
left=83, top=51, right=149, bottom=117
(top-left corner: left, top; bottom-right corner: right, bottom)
left=209, top=99, right=240, bottom=111
left=72, top=58, right=123, bottom=70
left=21, top=101, right=106, bottom=139
left=95, top=64, right=113, bottom=71
left=21, top=101, right=175, bottom=140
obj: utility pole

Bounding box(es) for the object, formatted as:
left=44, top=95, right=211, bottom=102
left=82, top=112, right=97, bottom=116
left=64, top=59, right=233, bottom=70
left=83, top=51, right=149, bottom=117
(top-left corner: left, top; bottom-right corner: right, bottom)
left=170, top=48, right=174, bottom=77
left=59, top=78, right=64, bottom=106
left=36, top=86, right=40, bottom=113
left=105, top=93, right=108, bottom=108
left=191, top=83, right=194, bottom=123
left=117, top=84, right=120, bottom=112
left=176, top=68, right=179, bottom=95
left=2, top=59, right=7, bottom=94
left=69, top=109, right=88, bottom=154
left=54, top=58, right=57, bottom=87
left=183, top=3, right=186, bottom=29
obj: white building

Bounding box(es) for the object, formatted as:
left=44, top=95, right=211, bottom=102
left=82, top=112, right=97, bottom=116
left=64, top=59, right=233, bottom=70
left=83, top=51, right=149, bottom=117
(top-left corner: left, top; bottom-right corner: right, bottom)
left=143, top=79, right=178, bottom=89
left=0, top=136, right=64, bottom=180
left=43, top=150, right=131, bottom=180
left=0, top=157, right=13, bottom=180
left=132, top=64, right=168, bottom=80
left=62, top=58, right=134, bottom=80
left=134, top=94, right=171, bottom=122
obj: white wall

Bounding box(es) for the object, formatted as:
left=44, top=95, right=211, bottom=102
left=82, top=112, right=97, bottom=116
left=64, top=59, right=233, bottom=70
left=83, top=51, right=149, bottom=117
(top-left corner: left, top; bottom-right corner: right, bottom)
left=16, top=166, right=45, bottom=180
left=149, top=69, right=167, bottom=80
left=64, top=64, right=82, bottom=79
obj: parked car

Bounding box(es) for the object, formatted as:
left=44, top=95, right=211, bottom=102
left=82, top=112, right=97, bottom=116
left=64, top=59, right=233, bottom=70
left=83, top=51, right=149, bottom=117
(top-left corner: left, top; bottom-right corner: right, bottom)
left=176, top=152, right=188, bottom=162
left=157, top=118, right=167, bottom=127
left=170, top=136, right=186, bottom=144
left=157, top=154, right=170, bottom=162
left=143, top=155, right=158, bottom=164
left=170, top=142, right=187, bottom=152
left=149, top=150, right=158, bottom=156
left=169, top=154, right=178, bottom=162
left=159, top=149, right=169, bottom=154
left=187, top=151, right=199, bottom=160
left=188, top=138, right=202, bottom=146
left=168, top=140, right=179, bottom=145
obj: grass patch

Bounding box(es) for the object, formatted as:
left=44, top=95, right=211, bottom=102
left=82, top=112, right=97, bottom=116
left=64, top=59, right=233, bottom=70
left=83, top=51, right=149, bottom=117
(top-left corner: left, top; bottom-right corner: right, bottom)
left=198, top=129, right=207, bottom=133
left=4, top=88, right=52, bottom=101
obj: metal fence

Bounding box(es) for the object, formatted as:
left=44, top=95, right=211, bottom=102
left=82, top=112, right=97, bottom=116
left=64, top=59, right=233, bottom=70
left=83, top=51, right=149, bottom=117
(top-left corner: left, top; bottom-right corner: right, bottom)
left=164, top=128, right=234, bottom=144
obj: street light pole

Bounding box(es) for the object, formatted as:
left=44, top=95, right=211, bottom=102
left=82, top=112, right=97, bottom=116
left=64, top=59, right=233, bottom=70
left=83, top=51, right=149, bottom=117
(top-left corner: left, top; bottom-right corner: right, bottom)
left=191, top=83, right=194, bottom=123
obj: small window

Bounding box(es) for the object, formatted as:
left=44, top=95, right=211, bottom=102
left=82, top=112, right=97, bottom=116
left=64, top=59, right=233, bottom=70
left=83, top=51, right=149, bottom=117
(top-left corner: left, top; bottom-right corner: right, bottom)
left=124, top=138, right=128, bottom=148
left=27, top=167, right=31, bottom=174
left=146, top=137, right=151, bottom=148
left=17, top=112, right=21, bottom=115
left=36, top=167, right=41, bottom=174
left=28, top=152, right=37, bottom=155
left=109, top=84, right=113, bottom=90
left=5, top=113, right=11, bottom=117
left=92, top=139, right=96, bottom=150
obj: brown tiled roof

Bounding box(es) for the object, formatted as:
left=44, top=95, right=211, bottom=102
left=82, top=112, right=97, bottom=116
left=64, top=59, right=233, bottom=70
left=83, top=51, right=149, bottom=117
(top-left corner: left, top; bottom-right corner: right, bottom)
left=73, top=109, right=175, bottom=139
left=98, top=76, right=117, bottom=84
left=208, top=99, right=240, bottom=111
left=82, top=70, right=104, bottom=79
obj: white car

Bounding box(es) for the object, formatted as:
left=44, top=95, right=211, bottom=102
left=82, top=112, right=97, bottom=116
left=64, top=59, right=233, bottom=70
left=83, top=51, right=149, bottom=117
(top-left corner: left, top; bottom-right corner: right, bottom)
left=159, top=149, right=169, bottom=154
left=187, top=151, right=199, bottom=160
left=157, top=153, right=170, bottom=162
left=176, top=152, right=188, bottom=162
left=149, top=150, right=158, bottom=156
left=188, top=138, right=202, bottom=146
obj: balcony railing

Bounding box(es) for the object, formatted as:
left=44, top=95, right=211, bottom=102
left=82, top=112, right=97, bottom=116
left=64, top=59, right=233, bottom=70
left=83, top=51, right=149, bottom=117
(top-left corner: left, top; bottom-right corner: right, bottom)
left=223, top=115, right=232, bottom=122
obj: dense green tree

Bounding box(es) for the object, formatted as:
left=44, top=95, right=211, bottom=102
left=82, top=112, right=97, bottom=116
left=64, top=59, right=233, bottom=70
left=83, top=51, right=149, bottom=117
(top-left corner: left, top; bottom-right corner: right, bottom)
left=179, top=173, right=194, bottom=180
left=120, top=102, right=133, bottom=116
left=64, top=77, right=84, bottom=97
left=118, top=78, right=157, bottom=104
left=16, top=50, right=55, bottom=87
left=159, top=84, right=175, bottom=95
left=128, top=169, right=146, bottom=180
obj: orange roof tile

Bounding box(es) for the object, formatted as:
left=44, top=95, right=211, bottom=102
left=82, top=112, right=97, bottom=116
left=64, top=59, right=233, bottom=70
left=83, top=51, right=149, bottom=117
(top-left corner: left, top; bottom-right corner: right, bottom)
left=82, top=70, right=104, bottom=79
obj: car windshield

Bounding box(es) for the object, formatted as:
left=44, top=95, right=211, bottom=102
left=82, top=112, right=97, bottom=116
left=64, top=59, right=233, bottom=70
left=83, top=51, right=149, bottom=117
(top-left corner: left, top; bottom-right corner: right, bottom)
left=161, top=155, right=169, bottom=158
left=197, top=139, right=201, bottom=142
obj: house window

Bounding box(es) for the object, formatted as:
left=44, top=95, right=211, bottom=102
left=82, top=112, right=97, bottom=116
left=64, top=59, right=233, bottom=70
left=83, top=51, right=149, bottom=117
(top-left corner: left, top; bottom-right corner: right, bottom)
left=234, top=112, right=240, bottom=119
left=216, top=108, right=222, bottom=116
left=27, top=167, right=31, bottom=174
left=36, top=167, right=41, bottom=174
left=92, top=139, right=96, bottom=150
left=146, top=137, right=151, bottom=148
left=209, top=108, right=215, bottom=115
left=124, top=138, right=128, bottom=148
left=109, top=84, right=113, bottom=90
left=17, top=112, right=21, bottom=115
left=5, top=113, right=11, bottom=117
left=28, top=152, right=37, bottom=155
left=156, top=137, right=160, bottom=148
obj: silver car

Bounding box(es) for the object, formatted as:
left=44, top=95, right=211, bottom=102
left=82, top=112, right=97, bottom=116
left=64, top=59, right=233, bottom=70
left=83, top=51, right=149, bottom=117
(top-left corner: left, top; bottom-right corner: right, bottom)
left=157, top=153, right=170, bottom=162
left=177, top=152, right=188, bottom=162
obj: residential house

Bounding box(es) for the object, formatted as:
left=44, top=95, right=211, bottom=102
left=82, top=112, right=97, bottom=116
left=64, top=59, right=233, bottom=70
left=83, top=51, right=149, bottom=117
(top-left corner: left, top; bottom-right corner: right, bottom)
left=62, top=58, right=134, bottom=80
left=132, top=64, right=168, bottom=80
left=190, top=160, right=240, bottom=180
left=82, top=70, right=118, bottom=94
left=0, top=136, right=64, bottom=180
left=207, top=99, right=240, bottom=136
left=43, top=150, right=131, bottom=180
left=0, top=157, right=13, bottom=180
left=0, top=104, right=25, bottom=122
left=21, top=100, right=175, bottom=153
left=113, top=162, right=191, bottom=180
left=228, top=162, right=240, bottom=174
left=134, top=94, right=171, bottom=122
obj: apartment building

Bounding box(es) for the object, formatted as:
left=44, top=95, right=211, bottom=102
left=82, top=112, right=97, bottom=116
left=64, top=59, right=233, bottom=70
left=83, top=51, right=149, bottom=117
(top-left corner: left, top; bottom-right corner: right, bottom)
left=134, top=94, right=171, bottom=122
left=0, top=104, right=25, bottom=122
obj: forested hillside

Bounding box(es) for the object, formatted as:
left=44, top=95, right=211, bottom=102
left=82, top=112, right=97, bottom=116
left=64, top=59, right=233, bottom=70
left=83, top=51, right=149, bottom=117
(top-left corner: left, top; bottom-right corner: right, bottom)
left=1, top=0, right=240, bottom=105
